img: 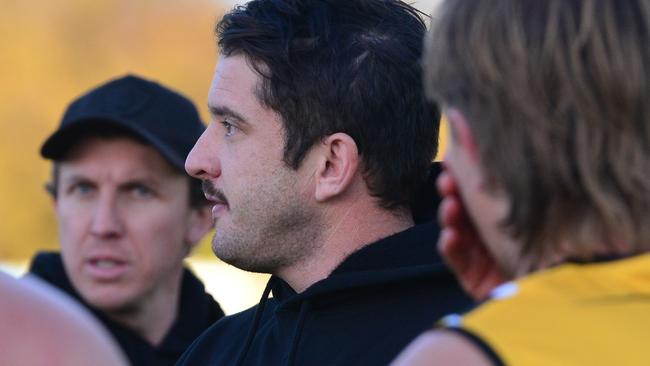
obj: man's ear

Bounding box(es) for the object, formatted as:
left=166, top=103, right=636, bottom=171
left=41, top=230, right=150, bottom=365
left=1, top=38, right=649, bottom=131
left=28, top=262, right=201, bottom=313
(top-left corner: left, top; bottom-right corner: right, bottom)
left=47, top=182, right=60, bottom=211
left=446, top=108, right=479, bottom=163
left=314, top=132, right=359, bottom=202
left=184, top=205, right=214, bottom=252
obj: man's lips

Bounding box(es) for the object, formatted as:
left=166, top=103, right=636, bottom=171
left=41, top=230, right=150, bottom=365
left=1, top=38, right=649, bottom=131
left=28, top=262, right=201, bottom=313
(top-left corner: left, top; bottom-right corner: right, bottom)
left=204, top=193, right=227, bottom=205
left=211, top=203, right=228, bottom=218
left=204, top=193, right=229, bottom=216
left=202, top=181, right=229, bottom=218
left=84, top=256, right=129, bottom=281
left=202, top=181, right=228, bottom=205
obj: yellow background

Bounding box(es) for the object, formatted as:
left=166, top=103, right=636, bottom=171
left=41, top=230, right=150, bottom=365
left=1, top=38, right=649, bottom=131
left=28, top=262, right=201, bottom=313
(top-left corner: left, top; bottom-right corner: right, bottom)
left=0, top=0, right=227, bottom=259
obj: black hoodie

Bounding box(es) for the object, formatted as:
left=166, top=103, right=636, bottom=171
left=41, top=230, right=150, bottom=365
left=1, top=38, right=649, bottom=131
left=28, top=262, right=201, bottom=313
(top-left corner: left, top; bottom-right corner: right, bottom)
left=177, top=164, right=474, bottom=366
left=29, top=252, right=224, bottom=366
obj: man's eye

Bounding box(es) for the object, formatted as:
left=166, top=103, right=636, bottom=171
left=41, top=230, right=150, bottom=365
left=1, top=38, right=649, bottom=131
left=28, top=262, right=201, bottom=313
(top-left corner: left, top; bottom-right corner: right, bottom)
left=131, top=185, right=154, bottom=198
left=221, top=120, right=237, bottom=137
left=70, top=182, right=94, bottom=196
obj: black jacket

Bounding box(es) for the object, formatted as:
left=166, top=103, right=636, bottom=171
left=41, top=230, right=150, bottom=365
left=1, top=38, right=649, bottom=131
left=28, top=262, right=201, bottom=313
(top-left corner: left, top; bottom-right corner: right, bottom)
left=29, top=252, right=224, bottom=366
left=177, top=164, right=473, bottom=366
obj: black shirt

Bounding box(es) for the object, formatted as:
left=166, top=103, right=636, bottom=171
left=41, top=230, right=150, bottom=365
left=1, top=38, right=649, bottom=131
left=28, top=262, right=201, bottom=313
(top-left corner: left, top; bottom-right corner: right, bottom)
left=29, top=252, right=224, bottom=366
left=177, top=163, right=474, bottom=366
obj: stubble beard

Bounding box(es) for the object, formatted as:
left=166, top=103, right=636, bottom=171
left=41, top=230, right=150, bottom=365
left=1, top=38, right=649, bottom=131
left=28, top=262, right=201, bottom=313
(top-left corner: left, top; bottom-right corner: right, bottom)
left=211, top=174, right=324, bottom=274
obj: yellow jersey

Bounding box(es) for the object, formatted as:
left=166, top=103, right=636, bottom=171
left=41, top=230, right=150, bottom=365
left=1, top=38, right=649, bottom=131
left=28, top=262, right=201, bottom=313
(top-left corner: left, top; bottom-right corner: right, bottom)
left=441, top=252, right=650, bottom=366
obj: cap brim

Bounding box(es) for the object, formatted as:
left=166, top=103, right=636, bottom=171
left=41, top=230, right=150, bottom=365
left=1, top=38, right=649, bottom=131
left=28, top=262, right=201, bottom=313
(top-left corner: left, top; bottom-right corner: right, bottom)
left=40, top=117, right=185, bottom=170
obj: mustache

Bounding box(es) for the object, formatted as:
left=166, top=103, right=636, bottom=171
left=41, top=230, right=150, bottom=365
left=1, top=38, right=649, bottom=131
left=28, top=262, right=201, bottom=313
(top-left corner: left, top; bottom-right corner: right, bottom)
left=202, top=180, right=229, bottom=204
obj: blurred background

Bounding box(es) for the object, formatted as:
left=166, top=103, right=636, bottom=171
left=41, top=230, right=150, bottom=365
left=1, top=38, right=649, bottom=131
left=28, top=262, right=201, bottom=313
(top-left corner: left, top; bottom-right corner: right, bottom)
left=0, top=0, right=443, bottom=315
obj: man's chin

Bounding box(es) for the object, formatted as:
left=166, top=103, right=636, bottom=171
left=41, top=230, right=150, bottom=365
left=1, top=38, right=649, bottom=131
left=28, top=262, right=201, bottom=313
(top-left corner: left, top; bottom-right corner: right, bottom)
left=82, top=292, right=138, bottom=314
left=213, top=242, right=276, bottom=274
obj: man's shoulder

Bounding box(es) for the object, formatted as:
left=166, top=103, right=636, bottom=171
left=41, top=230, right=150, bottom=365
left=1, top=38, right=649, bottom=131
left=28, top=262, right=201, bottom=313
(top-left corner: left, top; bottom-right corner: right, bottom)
left=177, top=303, right=269, bottom=365
left=178, top=267, right=225, bottom=322
left=28, top=251, right=79, bottom=295
left=204, top=303, right=261, bottom=335
left=28, top=251, right=64, bottom=275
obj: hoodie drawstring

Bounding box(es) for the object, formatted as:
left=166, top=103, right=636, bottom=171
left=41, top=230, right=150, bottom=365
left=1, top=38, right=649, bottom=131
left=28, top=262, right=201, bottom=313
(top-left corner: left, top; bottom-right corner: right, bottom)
left=286, top=301, right=309, bottom=366
left=235, top=278, right=274, bottom=366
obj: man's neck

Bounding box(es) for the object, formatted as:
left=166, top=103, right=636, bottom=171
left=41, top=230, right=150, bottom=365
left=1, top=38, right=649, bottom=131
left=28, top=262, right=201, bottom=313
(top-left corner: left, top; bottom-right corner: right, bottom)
left=517, top=237, right=637, bottom=277
left=104, top=270, right=183, bottom=346
left=278, top=201, right=414, bottom=293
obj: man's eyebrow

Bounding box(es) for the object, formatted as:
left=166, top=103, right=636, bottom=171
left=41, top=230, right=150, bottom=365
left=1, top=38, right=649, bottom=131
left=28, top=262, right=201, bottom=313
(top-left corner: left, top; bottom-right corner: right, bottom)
left=118, top=178, right=162, bottom=190
left=208, top=105, right=247, bottom=123
left=59, top=173, right=90, bottom=184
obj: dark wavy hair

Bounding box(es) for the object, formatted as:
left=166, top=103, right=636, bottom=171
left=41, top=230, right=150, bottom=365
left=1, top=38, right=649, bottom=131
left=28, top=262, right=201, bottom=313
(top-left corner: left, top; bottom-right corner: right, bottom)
left=217, top=0, right=440, bottom=210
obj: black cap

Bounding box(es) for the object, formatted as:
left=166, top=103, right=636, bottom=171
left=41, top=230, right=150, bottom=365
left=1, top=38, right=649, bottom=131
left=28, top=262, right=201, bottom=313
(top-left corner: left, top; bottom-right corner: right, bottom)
left=40, top=74, right=205, bottom=170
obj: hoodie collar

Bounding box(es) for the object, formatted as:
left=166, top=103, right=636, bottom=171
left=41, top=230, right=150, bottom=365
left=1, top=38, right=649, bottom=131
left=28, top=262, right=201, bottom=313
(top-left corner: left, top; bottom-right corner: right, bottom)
left=270, top=220, right=449, bottom=306
left=269, top=162, right=447, bottom=304
left=28, top=251, right=221, bottom=350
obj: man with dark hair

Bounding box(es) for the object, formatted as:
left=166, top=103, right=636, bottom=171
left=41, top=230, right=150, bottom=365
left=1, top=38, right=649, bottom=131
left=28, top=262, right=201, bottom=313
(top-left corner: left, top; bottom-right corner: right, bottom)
left=29, top=74, right=225, bottom=366
left=394, top=0, right=650, bottom=365
left=179, top=0, right=471, bottom=365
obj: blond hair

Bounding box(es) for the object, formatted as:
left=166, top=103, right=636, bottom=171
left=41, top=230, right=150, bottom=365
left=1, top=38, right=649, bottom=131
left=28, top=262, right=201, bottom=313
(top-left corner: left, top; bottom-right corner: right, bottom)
left=425, top=0, right=650, bottom=266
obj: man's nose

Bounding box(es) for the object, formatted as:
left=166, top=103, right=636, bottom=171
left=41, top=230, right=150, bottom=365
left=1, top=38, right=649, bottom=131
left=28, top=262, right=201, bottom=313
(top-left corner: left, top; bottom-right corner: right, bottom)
left=185, top=124, right=222, bottom=180
left=90, top=192, right=124, bottom=239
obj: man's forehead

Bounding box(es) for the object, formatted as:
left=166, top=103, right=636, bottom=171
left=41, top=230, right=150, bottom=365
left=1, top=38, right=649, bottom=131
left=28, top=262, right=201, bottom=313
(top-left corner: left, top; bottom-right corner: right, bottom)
left=57, top=137, right=180, bottom=180
left=207, top=54, right=280, bottom=131
left=209, top=55, right=263, bottom=103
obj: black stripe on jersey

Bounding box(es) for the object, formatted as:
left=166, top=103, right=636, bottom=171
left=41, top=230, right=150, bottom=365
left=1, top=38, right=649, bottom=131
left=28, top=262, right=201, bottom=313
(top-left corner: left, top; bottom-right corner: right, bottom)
left=447, top=327, right=506, bottom=366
